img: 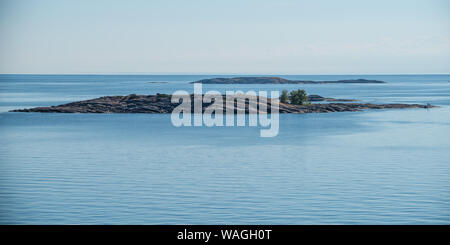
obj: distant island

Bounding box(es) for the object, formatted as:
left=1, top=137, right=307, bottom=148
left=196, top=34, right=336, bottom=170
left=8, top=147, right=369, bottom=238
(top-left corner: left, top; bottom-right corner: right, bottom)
left=191, top=77, right=386, bottom=84
left=11, top=93, right=433, bottom=114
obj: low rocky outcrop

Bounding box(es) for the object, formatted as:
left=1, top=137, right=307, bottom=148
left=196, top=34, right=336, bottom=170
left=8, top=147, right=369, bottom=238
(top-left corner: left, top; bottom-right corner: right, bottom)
left=10, top=94, right=435, bottom=114
left=191, top=77, right=386, bottom=84
left=307, top=95, right=358, bottom=102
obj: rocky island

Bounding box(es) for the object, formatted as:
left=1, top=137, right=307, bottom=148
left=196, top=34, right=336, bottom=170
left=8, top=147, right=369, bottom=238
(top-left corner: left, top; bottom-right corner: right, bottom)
left=306, top=95, right=358, bottom=102
left=11, top=93, right=434, bottom=114
left=191, top=77, right=386, bottom=84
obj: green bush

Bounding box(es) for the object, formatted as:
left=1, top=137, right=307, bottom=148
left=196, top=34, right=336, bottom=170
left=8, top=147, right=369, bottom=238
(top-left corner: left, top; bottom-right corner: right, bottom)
left=280, top=90, right=289, bottom=103
left=288, top=89, right=309, bottom=105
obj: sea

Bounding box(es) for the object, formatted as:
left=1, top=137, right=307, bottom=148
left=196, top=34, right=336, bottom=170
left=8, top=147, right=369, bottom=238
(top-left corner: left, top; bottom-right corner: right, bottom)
left=0, top=74, right=449, bottom=224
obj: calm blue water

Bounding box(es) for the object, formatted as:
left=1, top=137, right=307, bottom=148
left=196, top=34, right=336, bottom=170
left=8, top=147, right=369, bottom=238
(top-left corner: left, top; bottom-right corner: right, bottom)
left=0, top=74, right=449, bottom=224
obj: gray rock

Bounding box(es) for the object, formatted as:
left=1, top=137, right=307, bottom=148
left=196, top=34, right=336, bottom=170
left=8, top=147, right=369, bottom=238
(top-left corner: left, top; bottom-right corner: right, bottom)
left=10, top=94, right=436, bottom=114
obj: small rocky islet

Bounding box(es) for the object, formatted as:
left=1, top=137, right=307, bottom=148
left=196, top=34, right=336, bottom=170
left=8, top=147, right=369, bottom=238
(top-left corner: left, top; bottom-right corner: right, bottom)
left=11, top=93, right=434, bottom=114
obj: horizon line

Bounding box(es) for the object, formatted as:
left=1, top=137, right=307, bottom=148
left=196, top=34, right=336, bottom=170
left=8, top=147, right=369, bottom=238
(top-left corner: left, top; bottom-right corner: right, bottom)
left=1, top=73, right=450, bottom=76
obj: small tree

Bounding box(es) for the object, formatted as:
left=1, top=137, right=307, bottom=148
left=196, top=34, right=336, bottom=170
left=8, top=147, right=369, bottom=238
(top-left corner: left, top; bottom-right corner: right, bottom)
left=280, top=90, right=289, bottom=103
left=288, top=89, right=309, bottom=105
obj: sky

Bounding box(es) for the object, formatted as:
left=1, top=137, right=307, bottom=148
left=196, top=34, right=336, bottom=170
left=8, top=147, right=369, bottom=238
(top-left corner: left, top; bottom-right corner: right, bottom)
left=0, top=0, right=449, bottom=74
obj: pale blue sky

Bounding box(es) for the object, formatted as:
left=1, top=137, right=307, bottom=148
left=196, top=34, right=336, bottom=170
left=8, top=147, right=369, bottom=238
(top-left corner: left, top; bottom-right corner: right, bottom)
left=0, top=0, right=449, bottom=74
